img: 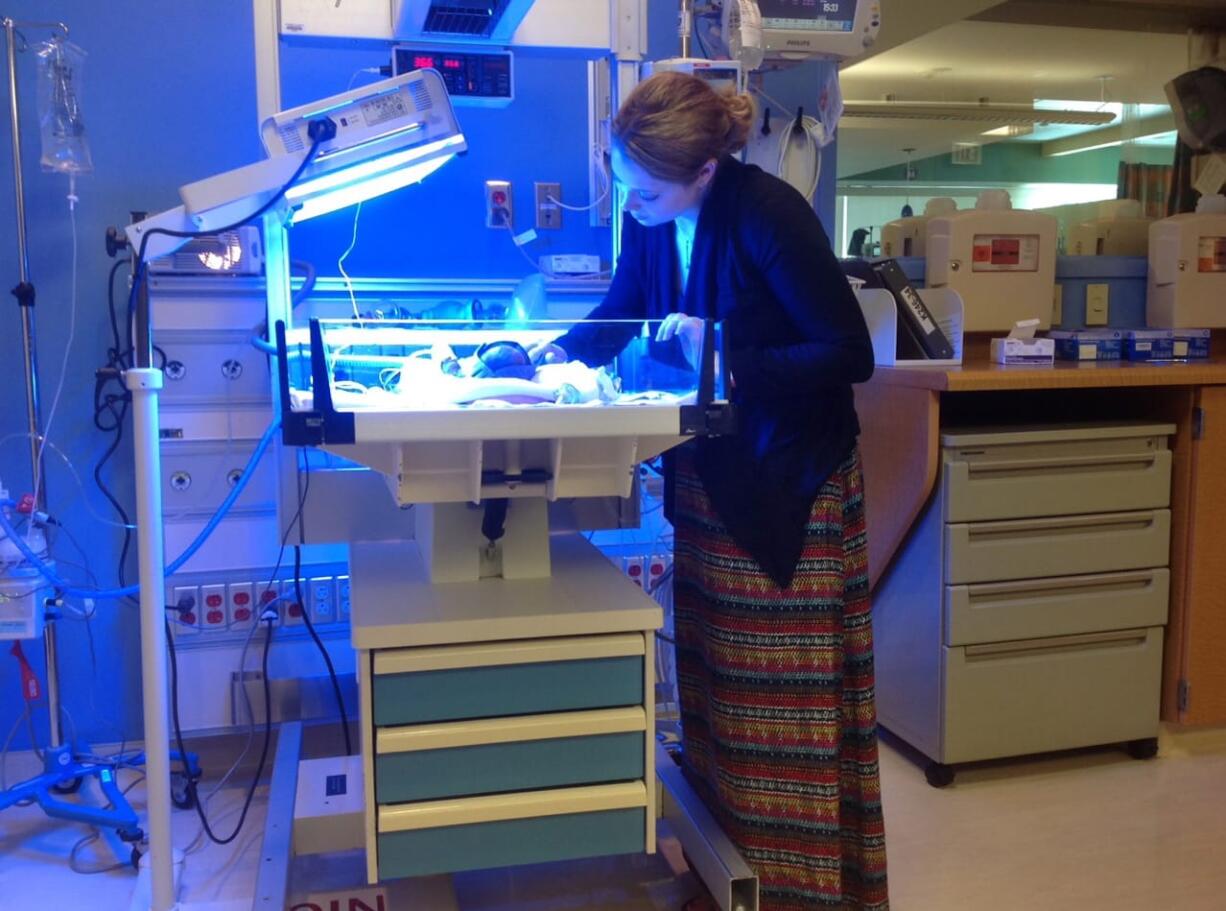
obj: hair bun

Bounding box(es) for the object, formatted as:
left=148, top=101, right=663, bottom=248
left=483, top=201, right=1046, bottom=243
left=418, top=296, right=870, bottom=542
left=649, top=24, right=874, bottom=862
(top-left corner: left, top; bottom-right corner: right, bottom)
left=722, top=91, right=756, bottom=155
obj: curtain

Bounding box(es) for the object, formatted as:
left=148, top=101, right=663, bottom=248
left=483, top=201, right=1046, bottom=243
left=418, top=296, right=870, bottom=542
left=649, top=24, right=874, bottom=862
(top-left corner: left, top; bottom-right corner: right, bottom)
left=1118, top=162, right=1173, bottom=218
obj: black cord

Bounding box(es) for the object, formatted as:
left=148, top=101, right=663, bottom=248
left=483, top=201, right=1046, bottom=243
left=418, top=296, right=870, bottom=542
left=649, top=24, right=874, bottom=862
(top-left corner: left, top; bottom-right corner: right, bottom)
left=168, top=616, right=274, bottom=846
left=294, top=543, right=353, bottom=756
left=128, top=130, right=331, bottom=346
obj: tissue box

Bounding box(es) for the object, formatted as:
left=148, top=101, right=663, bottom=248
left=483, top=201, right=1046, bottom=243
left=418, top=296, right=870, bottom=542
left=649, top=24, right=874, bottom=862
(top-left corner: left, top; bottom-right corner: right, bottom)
left=1048, top=329, right=1124, bottom=361
left=1172, top=329, right=1211, bottom=360
left=1125, top=329, right=1176, bottom=361
left=991, top=336, right=1054, bottom=366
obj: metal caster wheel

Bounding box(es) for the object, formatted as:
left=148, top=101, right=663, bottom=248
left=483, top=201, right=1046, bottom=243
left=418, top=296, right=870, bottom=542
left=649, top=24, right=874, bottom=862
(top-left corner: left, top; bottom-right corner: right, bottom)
left=171, top=771, right=196, bottom=810
left=924, top=762, right=955, bottom=788
left=1126, top=737, right=1159, bottom=760
left=52, top=776, right=82, bottom=795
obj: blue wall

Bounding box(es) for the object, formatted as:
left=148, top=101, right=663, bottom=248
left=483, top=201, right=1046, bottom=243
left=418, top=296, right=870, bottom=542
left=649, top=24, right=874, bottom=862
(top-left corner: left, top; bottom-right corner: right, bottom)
left=0, top=0, right=848, bottom=749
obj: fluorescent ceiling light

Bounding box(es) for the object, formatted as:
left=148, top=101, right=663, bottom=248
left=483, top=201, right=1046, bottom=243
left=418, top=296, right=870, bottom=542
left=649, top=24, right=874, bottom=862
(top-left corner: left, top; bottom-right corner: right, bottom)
left=1042, top=111, right=1176, bottom=157
left=982, top=125, right=1033, bottom=138
left=842, top=102, right=1117, bottom=126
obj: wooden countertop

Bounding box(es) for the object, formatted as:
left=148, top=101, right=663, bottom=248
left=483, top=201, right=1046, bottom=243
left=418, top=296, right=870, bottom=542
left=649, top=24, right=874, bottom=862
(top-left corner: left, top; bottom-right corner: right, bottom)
left=869, top=355, right=1226, bottom=392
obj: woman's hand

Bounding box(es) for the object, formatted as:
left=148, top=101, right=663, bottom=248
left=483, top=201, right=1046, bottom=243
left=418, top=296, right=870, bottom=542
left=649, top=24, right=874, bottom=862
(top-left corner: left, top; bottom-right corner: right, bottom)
left=656, top=313, right=704, bottom=370
left=526, top=340, right=568, bottom=366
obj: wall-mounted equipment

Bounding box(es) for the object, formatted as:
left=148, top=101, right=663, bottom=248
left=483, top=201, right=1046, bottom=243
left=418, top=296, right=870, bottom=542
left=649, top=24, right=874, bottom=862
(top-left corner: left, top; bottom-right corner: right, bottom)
left=757, top=0, right=880, bottom=62
left=1148, top=193, right=1226, bottom=328
left=147, top=226, right=264, bottom=275
left=640, top=58, right=742, bottom=93
left=393, top=45, right=514, bottom=107
left=926, top=190, right=1059, bottom=333
left=1166, top=66, right=1226, bottom=152
left=393, top=0, right=536, bottom=43
left=1068, top=199, right=1152, bottom=258
left=882, top=198, right=958, bottom=259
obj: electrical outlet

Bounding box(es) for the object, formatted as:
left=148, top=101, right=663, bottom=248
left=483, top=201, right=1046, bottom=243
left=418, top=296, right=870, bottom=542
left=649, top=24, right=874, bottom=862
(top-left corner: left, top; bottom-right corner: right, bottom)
left=228, top=582, right=255, bottom=630
left=1085, top=283, right=1110, bottom=326
left=646, top=553, right=670, bottom=592
left=309, top=576, right=336, bottom=625
left=486, top=180, right=513, bottom=229
left=535, top=182, right=562, bottom=230
left=622, top=556, right=645, bottom=588
left=201, top=584, right=228, bottom=631
left=281, top=581, right=306, bottom=626
left=336, top=575, right=351, bottom=622
left=257, top=584, right=281, bottom=625
left=170, top=585, right=200, bottom=636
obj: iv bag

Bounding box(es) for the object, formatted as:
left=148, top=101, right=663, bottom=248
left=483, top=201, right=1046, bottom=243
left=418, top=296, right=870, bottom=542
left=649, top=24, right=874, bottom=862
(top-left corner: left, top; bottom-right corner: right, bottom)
left=35, top=38, right=93, bottom=174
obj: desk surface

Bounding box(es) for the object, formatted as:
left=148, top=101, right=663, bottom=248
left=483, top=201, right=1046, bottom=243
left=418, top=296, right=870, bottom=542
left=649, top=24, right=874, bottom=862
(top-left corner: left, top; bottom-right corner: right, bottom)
left=870, top=356, right=1226, bottom=392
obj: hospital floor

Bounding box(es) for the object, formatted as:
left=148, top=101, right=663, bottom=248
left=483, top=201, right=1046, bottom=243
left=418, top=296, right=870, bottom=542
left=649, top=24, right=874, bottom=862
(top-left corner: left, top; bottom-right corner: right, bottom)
left=3, top=725, right=1226, bottom=911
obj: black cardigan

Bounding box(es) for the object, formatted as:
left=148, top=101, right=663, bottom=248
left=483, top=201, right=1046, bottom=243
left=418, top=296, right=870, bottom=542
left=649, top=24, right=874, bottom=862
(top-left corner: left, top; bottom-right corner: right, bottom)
left=560, top=156, right=874, bottom=588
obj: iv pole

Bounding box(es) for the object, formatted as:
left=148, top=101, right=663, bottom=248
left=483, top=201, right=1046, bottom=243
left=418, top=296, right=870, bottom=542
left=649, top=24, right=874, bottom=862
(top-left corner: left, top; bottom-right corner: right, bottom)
left=2, top=13, right=68, bottom=764
left=3, top=18, right=178, bottom=911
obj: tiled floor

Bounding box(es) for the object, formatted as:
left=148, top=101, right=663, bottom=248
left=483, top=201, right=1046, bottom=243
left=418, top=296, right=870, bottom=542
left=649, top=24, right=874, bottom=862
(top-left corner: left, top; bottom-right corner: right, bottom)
left=3, top=726, right=1226, bottom=910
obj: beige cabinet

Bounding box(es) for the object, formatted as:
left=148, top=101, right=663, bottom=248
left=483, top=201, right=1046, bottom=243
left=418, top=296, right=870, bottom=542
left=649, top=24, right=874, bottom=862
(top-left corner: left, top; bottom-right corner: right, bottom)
left=873, top=423, right=1174, bottom=786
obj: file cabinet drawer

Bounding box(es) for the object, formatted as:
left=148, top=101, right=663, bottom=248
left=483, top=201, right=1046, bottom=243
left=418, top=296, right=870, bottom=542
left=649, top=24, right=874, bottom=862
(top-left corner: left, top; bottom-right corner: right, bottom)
left=943, top=448, right=1171, bottom=523
left=375, top=781, right=648, bottom=880
left=377, top=808, right=646, bottom=879
left=373, top=657, right=643, bottom=725
left=945, top=510, right=1170, bottom=585
left=371, top=634, right=646, bottom=726
left=375, top=707, right=647, bottom=803
left=944, top=569, right=1169, bottom=646
left=942, top=626, right=1163, bottom=764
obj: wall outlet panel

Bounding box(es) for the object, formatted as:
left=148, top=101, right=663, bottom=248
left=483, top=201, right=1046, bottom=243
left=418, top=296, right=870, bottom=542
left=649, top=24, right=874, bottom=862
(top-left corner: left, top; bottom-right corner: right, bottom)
left=201, top=583, right=228, bottom=631
left=309, top=576, right=336, bottom=625
left=486, top=180, right=513, bottom=229
left=228, top=582, right=256, bottom=630
left=1086, top=283, right=1110, bottom=327
left=535, top=182, right=562, bottom=230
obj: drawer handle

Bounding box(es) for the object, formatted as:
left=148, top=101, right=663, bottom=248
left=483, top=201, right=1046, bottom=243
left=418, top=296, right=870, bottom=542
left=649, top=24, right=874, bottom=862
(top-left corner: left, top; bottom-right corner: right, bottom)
left=965, top=512, right=1158, bottom=542
left=965, top=571, right=1156, bottom=604
left=963, top=452, right=1159, bottom=480
left=964, top=629, right=1149, bottom=661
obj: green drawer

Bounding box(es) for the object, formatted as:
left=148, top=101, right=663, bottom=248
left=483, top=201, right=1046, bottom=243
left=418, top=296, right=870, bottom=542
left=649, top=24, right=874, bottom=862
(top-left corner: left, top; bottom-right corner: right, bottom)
left=372, top=656, right=644, bottom=725
left=377, top=808, right=646, bottom=880
left=376, top=732, right=645, bottom=804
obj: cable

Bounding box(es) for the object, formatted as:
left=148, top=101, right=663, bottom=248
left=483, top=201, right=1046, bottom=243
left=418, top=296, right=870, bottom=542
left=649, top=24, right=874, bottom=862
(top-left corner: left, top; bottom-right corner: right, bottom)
left=127, top=131, right=330, bottom=356
left=502, top=225, right=611, bottom=280
left=0, top=419, right=282, bottom=599
left=168, top=615, right=274, bottom=846
left=546, top=147, right=612, bottom=213
left=337, top=200, right=364, bottom=323
left=180, top=610, right=266, bottom=858
left=294, top=544, right=352, bottom=756
left=33, top=176, right=82, bottom=507
left=748, top=86, right=824, bottom=203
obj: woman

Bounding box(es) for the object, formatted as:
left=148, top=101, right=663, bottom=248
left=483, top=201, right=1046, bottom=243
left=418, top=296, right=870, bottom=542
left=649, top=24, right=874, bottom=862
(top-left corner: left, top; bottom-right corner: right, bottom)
left=549, top=72, right=887, bottom=910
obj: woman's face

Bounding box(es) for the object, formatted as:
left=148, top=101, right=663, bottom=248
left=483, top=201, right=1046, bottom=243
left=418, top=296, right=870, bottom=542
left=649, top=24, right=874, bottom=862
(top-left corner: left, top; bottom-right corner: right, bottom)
left=611, top=146, right=713, bottom=228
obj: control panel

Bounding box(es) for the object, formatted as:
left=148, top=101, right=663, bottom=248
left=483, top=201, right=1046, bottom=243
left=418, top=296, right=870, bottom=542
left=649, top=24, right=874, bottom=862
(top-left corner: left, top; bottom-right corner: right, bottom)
left=393, top=46, right=513, bottom=107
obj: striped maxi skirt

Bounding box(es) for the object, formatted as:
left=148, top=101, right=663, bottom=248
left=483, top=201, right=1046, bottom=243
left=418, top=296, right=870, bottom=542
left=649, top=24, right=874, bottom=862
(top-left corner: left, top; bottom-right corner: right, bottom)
left=673, top=445, right=889, bottom=910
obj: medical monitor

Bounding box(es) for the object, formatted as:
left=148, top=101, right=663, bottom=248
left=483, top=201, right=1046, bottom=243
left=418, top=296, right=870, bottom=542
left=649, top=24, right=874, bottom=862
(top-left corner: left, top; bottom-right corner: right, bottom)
left=759, top=0, right=880, bottom=61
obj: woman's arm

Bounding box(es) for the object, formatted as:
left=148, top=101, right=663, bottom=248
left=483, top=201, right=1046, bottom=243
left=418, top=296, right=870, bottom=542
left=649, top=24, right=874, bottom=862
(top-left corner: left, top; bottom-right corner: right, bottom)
left=727, top=179, right=875, bottom=398
left=551, top=214, right=650, bottom=367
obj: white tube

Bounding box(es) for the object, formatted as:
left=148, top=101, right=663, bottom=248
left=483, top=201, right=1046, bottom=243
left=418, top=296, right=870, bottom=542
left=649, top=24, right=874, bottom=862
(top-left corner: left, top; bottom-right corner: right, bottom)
left=126, top=367, right=176, bottom=911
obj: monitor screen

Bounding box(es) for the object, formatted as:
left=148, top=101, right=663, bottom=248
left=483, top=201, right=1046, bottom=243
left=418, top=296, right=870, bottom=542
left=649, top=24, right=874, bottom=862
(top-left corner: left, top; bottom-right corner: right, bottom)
left=759, top=0, right=859, bottom=32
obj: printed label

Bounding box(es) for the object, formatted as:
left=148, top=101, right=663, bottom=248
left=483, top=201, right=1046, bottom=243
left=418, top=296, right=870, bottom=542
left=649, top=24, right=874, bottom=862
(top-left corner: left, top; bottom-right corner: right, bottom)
left=972, top=234, right=1041, bottom=272
left=1198, top=236, right=1226, bottom=273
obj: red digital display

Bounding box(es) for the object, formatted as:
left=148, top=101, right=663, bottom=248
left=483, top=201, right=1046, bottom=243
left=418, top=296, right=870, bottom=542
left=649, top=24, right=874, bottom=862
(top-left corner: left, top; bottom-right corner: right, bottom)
left=413, top=55, right=436, bottom=69
left=443, top=58, right=463, bottom=70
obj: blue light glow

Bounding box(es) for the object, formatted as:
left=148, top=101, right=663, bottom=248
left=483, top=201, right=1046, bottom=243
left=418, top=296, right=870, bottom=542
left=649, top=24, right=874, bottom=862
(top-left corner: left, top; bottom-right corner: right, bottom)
left=286, top=135, right=465, bottom=223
